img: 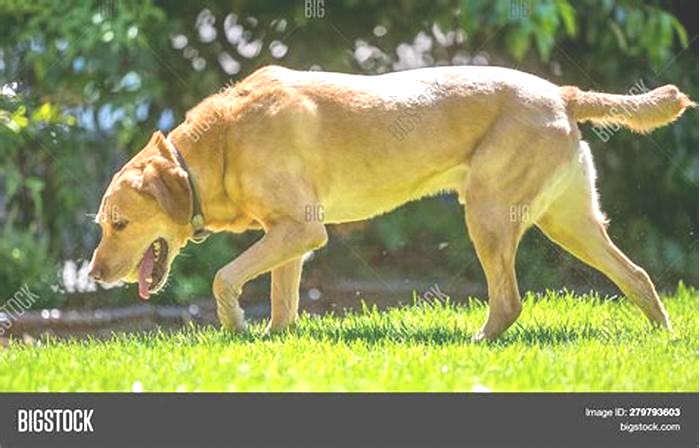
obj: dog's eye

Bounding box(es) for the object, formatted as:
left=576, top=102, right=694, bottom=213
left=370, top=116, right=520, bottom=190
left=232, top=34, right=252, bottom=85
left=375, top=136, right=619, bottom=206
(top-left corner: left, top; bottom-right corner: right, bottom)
left=112, top=220, right=128, bottom=231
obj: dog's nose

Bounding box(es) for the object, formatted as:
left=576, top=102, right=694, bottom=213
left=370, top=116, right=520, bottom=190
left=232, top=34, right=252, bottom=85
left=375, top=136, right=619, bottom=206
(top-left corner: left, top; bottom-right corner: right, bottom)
left=88, top=263, right=103, bottom=281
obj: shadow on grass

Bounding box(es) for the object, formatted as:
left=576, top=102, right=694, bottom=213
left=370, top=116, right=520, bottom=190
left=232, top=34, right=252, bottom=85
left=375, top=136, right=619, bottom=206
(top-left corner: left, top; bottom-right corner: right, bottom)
left=30, top=320, right=635, bottom=352
left=80, top=298, right=647, bottom=348
left=497, top=324, right=613, bottom=345
left=255, top=322, right=619, bottom=347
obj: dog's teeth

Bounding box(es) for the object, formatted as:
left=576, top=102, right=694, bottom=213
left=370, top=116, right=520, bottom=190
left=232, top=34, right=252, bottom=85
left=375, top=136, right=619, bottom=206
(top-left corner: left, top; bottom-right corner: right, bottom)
left=146, top=276, right=153, bottom=283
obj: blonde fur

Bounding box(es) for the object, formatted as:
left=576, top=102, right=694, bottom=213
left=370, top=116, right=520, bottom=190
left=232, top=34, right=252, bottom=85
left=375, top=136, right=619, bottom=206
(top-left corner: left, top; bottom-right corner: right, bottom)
left=90, top=65, right=689, bottom=340
left=561, top=84, right=695, bottom=133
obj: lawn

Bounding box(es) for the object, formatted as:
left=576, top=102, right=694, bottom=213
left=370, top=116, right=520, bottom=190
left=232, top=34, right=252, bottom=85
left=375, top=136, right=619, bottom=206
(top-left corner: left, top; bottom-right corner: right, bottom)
left=1, top=285, right=697, bottom=392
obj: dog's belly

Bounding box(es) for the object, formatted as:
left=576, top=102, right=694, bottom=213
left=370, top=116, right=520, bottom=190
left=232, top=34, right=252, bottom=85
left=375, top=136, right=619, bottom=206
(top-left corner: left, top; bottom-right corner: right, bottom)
left=320, top=163, right=468, bottom=223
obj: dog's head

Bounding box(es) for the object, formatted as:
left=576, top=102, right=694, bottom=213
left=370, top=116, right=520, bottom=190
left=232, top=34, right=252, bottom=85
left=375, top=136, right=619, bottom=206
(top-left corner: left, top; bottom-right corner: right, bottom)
left=88, top=131, right=194, bottom=299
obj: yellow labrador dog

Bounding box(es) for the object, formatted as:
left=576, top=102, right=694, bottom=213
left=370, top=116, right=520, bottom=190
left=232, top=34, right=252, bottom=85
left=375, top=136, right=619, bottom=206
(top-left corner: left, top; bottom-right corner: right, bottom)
left=88, top=65, right=693, bottom=341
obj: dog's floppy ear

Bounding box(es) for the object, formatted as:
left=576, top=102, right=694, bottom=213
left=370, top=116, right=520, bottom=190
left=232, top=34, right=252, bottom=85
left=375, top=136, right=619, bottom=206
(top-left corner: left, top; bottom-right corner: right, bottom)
left=137, top=157, right=193, bottom=225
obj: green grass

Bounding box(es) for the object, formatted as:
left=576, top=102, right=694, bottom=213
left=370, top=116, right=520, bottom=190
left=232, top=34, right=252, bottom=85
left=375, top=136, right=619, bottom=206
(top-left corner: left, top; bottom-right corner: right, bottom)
left=1, top=285, right=697, bottom=392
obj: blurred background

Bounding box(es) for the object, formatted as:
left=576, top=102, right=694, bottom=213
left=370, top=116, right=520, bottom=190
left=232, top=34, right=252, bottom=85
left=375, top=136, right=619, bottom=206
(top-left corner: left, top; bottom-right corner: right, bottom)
left=0, top=0, right=697, bottom=333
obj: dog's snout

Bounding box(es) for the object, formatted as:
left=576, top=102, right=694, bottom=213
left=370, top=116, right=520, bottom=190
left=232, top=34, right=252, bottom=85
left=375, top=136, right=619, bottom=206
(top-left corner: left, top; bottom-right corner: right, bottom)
left=88, top=262, right=103, bottom=281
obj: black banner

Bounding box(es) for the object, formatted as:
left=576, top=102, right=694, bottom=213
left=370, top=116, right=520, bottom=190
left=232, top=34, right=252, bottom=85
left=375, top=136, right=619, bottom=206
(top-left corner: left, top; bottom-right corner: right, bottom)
left=0, top=393, right=696, bottom=447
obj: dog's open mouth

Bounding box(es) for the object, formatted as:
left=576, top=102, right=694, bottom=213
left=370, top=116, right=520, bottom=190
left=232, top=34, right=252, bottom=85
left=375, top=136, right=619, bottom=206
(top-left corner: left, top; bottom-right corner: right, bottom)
left=137, top=238, right=169, bottom=300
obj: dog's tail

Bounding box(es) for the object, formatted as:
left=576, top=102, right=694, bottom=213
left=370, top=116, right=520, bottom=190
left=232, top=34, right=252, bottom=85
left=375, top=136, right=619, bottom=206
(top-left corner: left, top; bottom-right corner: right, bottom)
left=561, top=84, right=695, bottom=133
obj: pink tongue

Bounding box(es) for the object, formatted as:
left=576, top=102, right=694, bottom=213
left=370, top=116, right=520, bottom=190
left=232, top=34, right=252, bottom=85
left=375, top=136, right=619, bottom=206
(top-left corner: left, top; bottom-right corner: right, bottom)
left=138, top=246, right=155, bottom=300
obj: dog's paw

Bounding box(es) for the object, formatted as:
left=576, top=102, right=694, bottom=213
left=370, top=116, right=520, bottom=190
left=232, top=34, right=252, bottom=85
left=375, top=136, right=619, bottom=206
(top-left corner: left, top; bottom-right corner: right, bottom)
left=218, top=305, right=247, bottom=332
left=471, top=330, right=489, bottom=343
left=651, top=313, right=673, bottom=332
left=265, top=318, right=298, bottom=335
left=472, top=326, right=503, bottom=343
left=212, top=274, right=247, bottom=331
left=214, top=285, right=247, bottom=332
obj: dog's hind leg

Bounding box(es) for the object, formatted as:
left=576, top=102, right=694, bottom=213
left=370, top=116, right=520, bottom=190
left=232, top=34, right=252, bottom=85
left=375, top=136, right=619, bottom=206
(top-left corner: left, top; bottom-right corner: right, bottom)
left=268, top=257, right=303, bottom=332
left=466, top=200, right=526, bottom=342
left=463, top=124, right=577, bottom=341
left=463, top=156, right=533, bottom=341
left=536, top=142, right=671, bottom=329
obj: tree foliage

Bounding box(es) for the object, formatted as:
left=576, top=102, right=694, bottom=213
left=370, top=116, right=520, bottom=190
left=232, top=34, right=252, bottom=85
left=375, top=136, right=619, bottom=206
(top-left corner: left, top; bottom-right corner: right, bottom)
left=0, top=0, right=696, bottom=305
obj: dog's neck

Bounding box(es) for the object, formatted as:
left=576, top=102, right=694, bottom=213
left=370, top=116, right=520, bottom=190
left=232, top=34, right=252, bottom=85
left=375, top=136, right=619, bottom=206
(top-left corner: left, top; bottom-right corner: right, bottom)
left=163, top=135, right=209, bottom=243
left=164, top=124, right=252, bottom=235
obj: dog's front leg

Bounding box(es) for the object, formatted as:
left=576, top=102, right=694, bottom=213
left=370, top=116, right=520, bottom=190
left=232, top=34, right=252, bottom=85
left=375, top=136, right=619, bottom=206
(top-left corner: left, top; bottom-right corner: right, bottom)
left=268, top=257, right=303, bottom=332
left=212, top=218, right=327, bottom=331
